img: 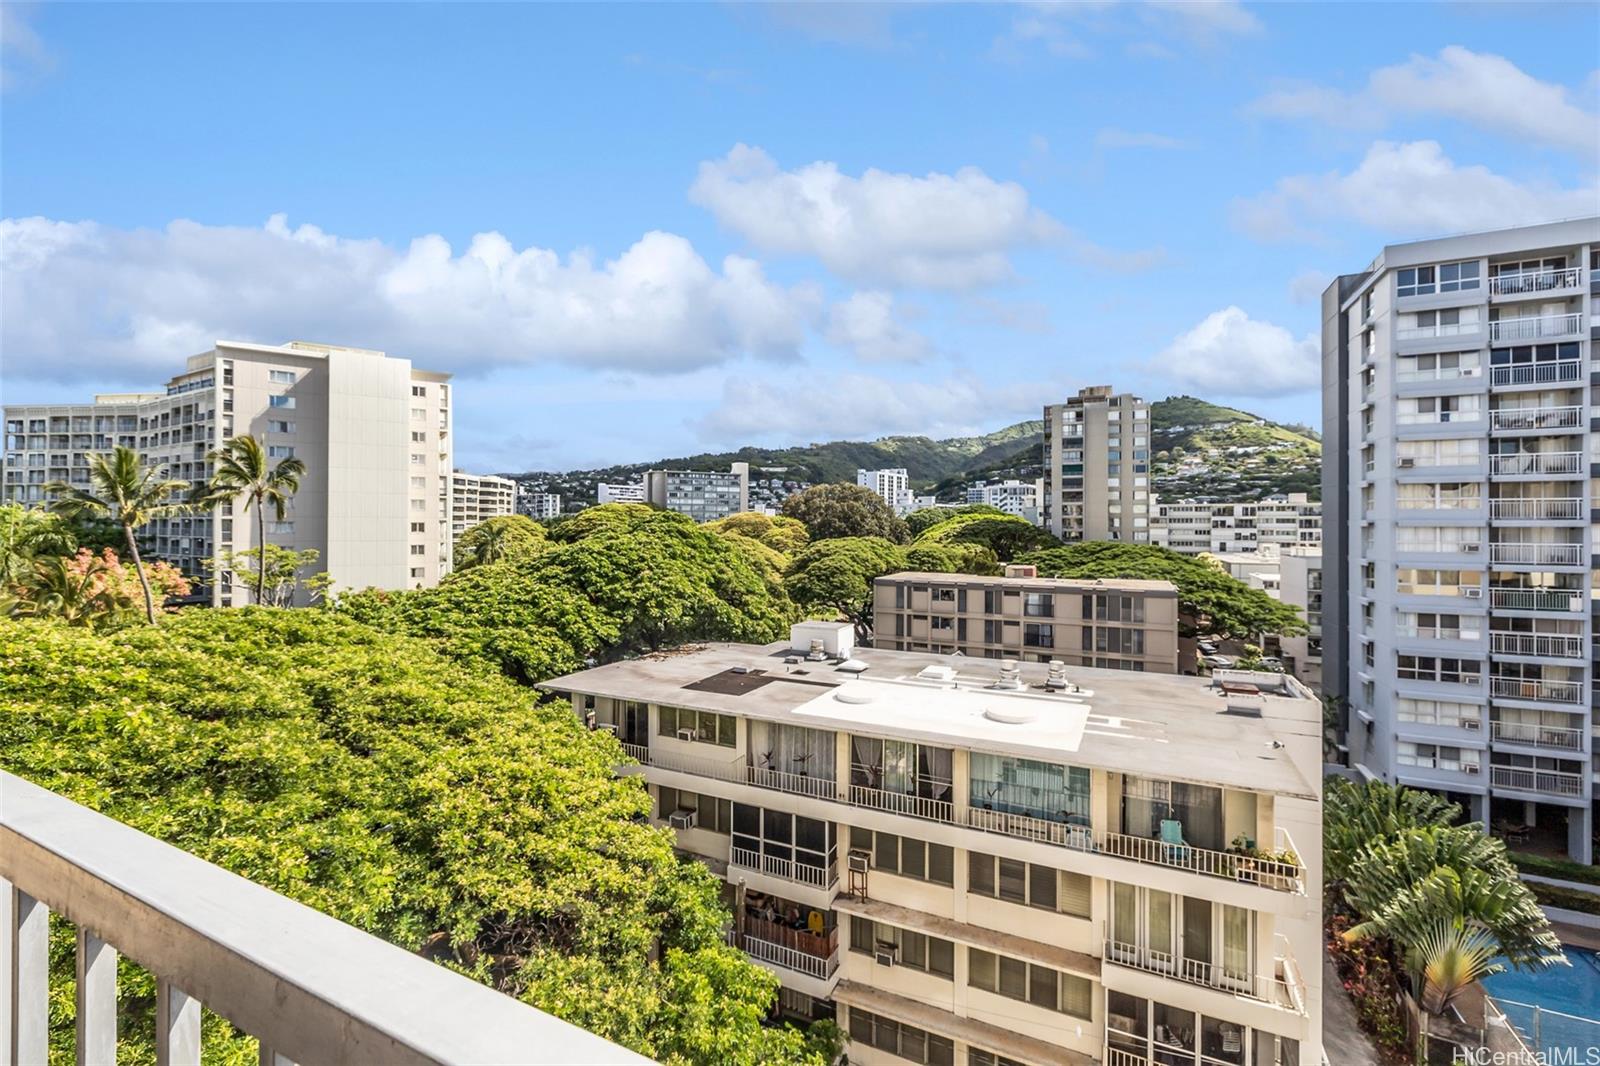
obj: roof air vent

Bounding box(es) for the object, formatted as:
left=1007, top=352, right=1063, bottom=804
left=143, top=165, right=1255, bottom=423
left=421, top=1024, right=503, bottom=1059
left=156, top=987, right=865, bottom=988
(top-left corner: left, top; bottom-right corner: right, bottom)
left=837, top=659, right=869, bottom=674
left=806, top=639, right=828, bottom=662
left=1044, top=660, right=1069, bottom=691
left=983, top=705, right=1038, bottom=725
left=991, top=659, right=1025, bottom=691
left=835, top=689, right=875, bottom=705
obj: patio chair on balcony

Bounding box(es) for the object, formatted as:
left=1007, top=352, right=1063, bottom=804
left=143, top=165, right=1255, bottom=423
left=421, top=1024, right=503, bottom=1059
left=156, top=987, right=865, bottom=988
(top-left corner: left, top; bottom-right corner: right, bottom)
left=1160, top=819, right=1190, bottom=865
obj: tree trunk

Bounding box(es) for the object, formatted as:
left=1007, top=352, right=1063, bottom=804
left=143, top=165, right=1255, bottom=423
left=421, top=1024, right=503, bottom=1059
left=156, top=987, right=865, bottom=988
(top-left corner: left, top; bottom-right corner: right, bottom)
left=125, top=523, right=158, bottom=625
left=256, top=494, right=268, bottom=605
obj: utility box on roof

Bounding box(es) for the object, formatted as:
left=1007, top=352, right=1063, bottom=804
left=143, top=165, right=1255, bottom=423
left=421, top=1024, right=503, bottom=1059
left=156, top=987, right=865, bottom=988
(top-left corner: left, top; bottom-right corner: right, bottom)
left=790, top=621, right=854, bottom=659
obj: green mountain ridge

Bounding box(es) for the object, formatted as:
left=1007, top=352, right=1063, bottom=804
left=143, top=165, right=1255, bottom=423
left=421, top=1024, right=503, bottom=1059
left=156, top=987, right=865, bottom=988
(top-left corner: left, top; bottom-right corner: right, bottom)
left=506, top=396, right=1320, bottom=505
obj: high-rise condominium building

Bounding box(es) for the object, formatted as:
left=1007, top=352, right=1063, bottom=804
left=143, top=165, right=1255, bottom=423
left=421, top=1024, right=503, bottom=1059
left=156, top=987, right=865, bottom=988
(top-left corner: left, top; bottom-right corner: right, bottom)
left=965, top=479, right=1044, bottom=525
left=1042, top=387, right=1151, bottom=542
left=871, top=569, right=1181, bottom=673
left=1322, top=217, right=1600, bottom=863
left=1150, top=495, right=1322, bottom=556
left=597, top=482, right=646, bottom=505
left=518, top=489, right=563, bottom=520
left=451, top=471, right=516, bottom=535
left=3, top=340, right=452, bottom=604
left=857, top=468, right=914, bottom=516
left=1275, top=549, right=1323, bottom=694
left=645, top=462, right=750, bottom=522
left=547, top=623, right=1323, bottom=1066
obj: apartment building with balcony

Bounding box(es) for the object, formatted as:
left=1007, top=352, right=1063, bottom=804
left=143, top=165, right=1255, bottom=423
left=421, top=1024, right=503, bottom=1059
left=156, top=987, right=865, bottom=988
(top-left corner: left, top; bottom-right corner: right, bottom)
left=598, top=481, right=646, bottom=505
left=1276, top=550, right=1323, bottom=694
left=518, top=488, right=564, bottom=520
left=645, top=461, right=750, bottom=522
left=546, top=624, right=1322, bottom=1066
left=1321, top=218, right=1600, bottom=863
left=871, top=569, right=1182, bottom=674
left=1042, top=387, right=1151, bottom=543
left=965, top=479, right=1045, bottom=525
left=859, top=468, right=916, bottom=516
left=1151, top=495, right=1322, bottom=556
left=3, top=340, right=452, bottom=604
left=450, top=470, right=516, bottom=535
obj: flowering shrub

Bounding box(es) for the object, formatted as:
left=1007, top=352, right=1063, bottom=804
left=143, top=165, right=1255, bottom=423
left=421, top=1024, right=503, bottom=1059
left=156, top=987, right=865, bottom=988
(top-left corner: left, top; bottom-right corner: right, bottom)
left=1326, top=913, right=1411, bottom=1061
left=7, top=548, right=191, bottom=628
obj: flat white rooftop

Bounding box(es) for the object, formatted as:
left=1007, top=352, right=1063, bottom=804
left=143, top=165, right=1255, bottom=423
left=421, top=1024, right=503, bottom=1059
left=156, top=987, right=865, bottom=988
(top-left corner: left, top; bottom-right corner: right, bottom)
left=544, top=643, right=1320, bottom=800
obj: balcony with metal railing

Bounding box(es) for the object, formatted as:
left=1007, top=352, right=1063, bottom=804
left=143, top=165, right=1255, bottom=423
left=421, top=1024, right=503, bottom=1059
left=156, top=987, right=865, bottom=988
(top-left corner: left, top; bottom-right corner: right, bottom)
left=734, top=917, right=840, bottom=982
left=1489, top=765, right=1585, bottom=797
left=0, top=771, right=646, bottom=1066
left=1488, top=313, right=1583, bottom=343
left=729, top=845, right=837, bottom=890
left=1488, top=587, right=1584, bottom=613
left=1486, top=497, right=1584, bottom=520
left=1489, top=631, right=1586, bottom=658
left=1102, top=931, right=1308, bottom=1016
left=1488, top=543, right=1584, bottom=567
left=1490, top=268, right=1584, bottom=297
left=1489, top=452, right=1583, bottom=476
left=1489, top=675, right=1585, bottom=705
left=1096, top=827, right=1306, bottom=894
left=1490, top=720, right=1587, bottom=752
left=1489, top=405, right=1584, bottom=432
left=848, top=783, right=955, bottom=823
left=1489, top=361, right=1583, bottom=386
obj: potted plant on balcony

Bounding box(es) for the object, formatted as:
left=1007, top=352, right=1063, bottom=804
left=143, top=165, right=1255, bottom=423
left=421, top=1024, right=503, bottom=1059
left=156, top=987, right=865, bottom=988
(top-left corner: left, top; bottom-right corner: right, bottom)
left=1229, top=833, right=1258, bottom=884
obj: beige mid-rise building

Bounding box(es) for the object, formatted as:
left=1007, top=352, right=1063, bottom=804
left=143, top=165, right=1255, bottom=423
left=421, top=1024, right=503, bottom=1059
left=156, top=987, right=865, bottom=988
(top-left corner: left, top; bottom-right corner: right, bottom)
left=450, top=470, right=516, bottom=535
left=872, top=570, right=1182, bottom=673
left=545, top=624, right=1323, bottom=1066
left=1042, top=387, right=1151, bottom=542
left=3, top=340, right=452, bottom=603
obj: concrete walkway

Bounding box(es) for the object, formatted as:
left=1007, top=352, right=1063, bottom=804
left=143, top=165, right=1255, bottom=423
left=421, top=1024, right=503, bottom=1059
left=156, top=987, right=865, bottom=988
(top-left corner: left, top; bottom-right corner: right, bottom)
left=1322, top=953, right=1385, bottom=1066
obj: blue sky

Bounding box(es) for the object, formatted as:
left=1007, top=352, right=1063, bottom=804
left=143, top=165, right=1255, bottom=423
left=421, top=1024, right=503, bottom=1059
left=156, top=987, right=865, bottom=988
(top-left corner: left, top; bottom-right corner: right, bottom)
left=3, top=2, right=1597, bottom=472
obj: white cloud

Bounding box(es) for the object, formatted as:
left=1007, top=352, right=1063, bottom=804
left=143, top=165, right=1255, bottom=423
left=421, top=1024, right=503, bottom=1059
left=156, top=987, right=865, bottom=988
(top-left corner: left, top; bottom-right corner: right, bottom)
left=995, top=1, right=1258, bottom=60
left=1094, top=127, right=1187, bottom=150
left=825, top=292, right=933, bottom=363
left=0, top=214, right=825, bottom=384
left=1248, top=46, right=1599, bottom=156
left=1146, top=307, right=1319, bottom=397
left=1, top=5, right=52, bottom=90
left=1231, top=140, right=1600, bottom=243
left=695, top=371, right=1053, bottom=444
left=1142, top=1, right=1260, bottom=38
left=690, top=144, right=1077, bottom=288
left=1288, top=269, right=1332, bottom=305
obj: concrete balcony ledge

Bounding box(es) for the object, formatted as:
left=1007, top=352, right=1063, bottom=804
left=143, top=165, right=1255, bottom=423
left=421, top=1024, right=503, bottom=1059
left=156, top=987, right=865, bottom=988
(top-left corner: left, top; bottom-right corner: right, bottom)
left=0, top=771, right=649, bottom=1066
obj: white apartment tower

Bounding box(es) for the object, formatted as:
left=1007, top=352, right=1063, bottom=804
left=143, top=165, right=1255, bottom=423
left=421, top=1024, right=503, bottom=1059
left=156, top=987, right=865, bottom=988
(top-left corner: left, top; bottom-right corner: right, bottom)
left=451, top=471, right=517, bottom=534
left=857, top=468, right=915, bottom=516
left=3, top=340, right=452, bottom=604
left=1322, top=218, right=1600, bottom=863
left=1043, top=387, right=1152, bottom=542
left=965, top=480, right=1045, bottom=525
left=548, top=625, right=1323, bottom=1066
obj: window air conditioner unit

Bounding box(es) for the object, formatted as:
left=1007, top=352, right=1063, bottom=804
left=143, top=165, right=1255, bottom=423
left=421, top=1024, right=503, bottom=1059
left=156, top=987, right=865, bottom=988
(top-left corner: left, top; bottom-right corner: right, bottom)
left=595, top=722, right=618, bottom=735
left=1397, top=458, right=1415, bottom=469
left=1462, top=718, right=1481, bottom=730
left=1461, top=367, right=1481, bottom=377
left=847, top=850, right=871, bottom=874
left=874, top=942, right=899, bottom=967
left=1463, top=588, right=1483, bottom=599
left=676, top=728, right=697, bottom=742
left=668, top=809, right=698, bottom=830
left=1461, top=542, right=1480, bottom=553
left=1464, top=764, right=1480, bottom=774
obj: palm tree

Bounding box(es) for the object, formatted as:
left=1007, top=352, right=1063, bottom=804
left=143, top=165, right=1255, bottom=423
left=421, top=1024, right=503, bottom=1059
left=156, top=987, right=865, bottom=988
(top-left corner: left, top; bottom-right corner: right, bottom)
left=45, top=447, right=192, bottom=625
left=9, top=554, right=123, bottom=629
left=194, top=435, right=307, bottom=605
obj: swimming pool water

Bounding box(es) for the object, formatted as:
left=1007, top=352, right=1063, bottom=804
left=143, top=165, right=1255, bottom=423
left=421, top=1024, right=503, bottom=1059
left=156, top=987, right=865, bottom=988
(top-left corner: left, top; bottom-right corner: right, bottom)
left=1482, top=947, right=1600, bottom=1056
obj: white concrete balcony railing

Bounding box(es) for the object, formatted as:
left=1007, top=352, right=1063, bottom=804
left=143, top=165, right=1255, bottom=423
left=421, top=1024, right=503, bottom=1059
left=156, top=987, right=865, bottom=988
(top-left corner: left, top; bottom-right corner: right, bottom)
left=1489, top=452, right=1583, bottom=476
left=730, top=845, right=837, bottom=890
left=1489, top=632, right=1586, bottom=658
left=848, top=783, right=955, bottom=824
left=0, top=771, right=648, bottom=1066
left=1490, top=361, right=1583, bottom=387
left=1101, top=931, right=1307, bottom=1015
left=1490, top=406, right=1584, bottom=432
left=1490, top=676, right=1585, bottom=705
left=618, top=741, right=650, bottom=763
left=1097, top=827, right=1306, bottom=894
left=965, top=806, right=1095, bottom=850
left=1490, top=268, right=1583, bottom=296
left=1490, top=720, right=1587, bottom=752
left=1490, top=765, right=1585, bottom=798
left=1488, top=587, right=1584, bottom=613
left=1488, top=543, right=1584, bottom=567
left=1489, top=314, right=1583, bottom=343
left=1487, top=497, right=1584, bottom=521
left=638, top=745, right=838, bottom=801
left=1105, top=1048, right=1145, bottom=1066
left=1396, top=365, right=1485, bottom=384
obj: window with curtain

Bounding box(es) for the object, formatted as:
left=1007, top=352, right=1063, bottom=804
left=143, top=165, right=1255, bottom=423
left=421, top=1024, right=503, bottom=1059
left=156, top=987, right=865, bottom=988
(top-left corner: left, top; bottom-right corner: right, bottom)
left=849, top=736, right=952, bottom=802
left=750, top=722, right=835, bottom=780
left=1120, top=776, right=1224, bottom=850
left=969, top=754, right=1090, bottom=824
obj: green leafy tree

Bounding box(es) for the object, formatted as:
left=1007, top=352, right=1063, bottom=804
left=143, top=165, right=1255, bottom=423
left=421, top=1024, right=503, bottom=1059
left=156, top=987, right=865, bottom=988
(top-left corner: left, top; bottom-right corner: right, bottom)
left=8, top=547, right=191, bottom=630
left=905, top=506, right=960, bottom=536
left=780, top=484, right=909, bottom=543
left=207, top=545, right=330, bottom=607
left=0, top=503, right=76, bottom=585
left=915, top=511, right=1057, bottom=562
left=903, top=540, right=1001, bottom=576
left=193, top=436, right=307, bottom=605
left=2, top=611, right=831, bottom=1065
left=1019, top=542, right=1305, bottom=639
left=453, top=514, right=548, bottom=570
left=704, top=512, right=810, bottom=558
left=782, top=536, right=906, bottom=641
left=45, top=446, right=193, bottom=625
